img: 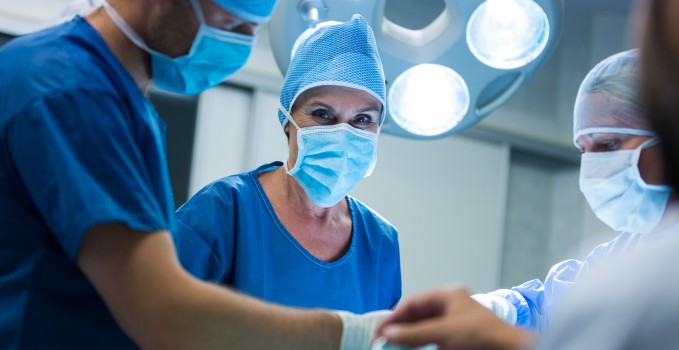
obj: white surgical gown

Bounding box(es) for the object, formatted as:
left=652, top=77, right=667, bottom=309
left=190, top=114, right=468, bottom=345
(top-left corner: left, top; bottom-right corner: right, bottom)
left=489, top=217, right=679, bottom=332
left=537, top=229, right=679, bottom=349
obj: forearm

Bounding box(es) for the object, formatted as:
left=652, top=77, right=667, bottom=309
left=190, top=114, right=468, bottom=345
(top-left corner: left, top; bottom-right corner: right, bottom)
left=157, top=277, right=343, bottom=350
left=79, top=224, right=342, bottom=350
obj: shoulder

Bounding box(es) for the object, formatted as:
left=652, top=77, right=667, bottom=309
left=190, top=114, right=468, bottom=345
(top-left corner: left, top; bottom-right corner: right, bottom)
left=0, top=19, right=124, bottom=118
left=586, top=232, right=640, bottom=261
left=179, top=172, right=256, bottom=211
left=348, top=196, right=399, bottom=243
left=178, top=162, right=283, bottom=215
left=174, top=172, right=255, bottom=237
left=175, top=167, right=273, bottom=239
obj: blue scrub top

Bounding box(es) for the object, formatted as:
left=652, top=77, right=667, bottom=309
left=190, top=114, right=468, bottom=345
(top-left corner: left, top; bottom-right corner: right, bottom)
left=0, top=17, right=175, bottom=349
left=176, top=162, right=402, bottom=313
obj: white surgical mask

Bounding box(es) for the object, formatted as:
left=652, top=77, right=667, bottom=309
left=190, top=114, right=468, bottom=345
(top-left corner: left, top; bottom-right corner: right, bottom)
left=579, top=137, right=672, bottom=233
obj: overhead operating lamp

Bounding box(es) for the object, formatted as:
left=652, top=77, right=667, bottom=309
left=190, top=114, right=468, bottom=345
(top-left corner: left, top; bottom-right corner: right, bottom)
left=269, top=0, right=564, bottom=139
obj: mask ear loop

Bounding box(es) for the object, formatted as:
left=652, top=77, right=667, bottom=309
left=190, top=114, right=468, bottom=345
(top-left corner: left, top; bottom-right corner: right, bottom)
left=632, top=137, right=671, bottom=190
left=103, top=0, right=204, bottom=58
left=103, top=1, right=154, bottom=52
left=279, top=103, right=304, bottom=175
left=189, top=0, right=206, bottom=24
left=279, top=102, right=302, bottom=130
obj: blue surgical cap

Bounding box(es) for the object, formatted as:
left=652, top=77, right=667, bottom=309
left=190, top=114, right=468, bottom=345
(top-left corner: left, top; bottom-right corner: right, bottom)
left=278, top=14, right=386, bottom=127
left=215, top=0, right=279, bottom=24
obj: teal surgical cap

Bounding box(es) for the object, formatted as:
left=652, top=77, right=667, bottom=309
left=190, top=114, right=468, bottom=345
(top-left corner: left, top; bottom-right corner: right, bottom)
left=278, top=14, right=386, bottom=127
left=215, top=0, right=279, bottom=24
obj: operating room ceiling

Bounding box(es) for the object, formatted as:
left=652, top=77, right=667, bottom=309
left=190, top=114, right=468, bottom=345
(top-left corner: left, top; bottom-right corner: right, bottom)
left=0, top=0, right=636, bottom=36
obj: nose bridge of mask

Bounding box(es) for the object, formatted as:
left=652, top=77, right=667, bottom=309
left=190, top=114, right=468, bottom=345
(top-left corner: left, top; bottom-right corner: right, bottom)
left=278, top=102, right=378, bottom=140
left=580, top=150, right=635, bottom=180
left=576, top=126, right=655, bottom=179
left=279, top=103, right=378, bottom=174
left=581, top=136, right=667, bottom=190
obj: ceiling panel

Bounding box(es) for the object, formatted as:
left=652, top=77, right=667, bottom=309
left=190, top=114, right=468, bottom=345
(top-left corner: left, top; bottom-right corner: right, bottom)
left=0, top=0, right=72, bottom=35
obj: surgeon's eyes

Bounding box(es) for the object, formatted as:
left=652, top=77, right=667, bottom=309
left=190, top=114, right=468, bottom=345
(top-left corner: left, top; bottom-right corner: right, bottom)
left=601, top=140, right=621, bottom=152
left=229, top=22, right=257, bottom=36
left=352, top=115, right=376, bottom=129
left=355, top=115, right=372, bottom=123
left=310, top=109, right=334, bottom=122
left=585, top=139, right=622, bottom=153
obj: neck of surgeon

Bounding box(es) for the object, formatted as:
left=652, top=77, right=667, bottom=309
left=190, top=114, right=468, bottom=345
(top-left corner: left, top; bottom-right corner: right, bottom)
left=86, top=4, right=153, bottom=92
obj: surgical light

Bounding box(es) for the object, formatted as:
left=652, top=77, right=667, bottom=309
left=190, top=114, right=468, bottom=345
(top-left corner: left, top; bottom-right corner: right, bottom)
left=389, top=64, right=470, bottom=136
left=467, top=0, right=550, bottom=70
left=268, top=0, right=563, bottom=139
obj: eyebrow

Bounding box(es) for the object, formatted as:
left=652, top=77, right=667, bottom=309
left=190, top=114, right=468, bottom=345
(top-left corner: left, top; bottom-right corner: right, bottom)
left=305, top=100, right=382, bottom=114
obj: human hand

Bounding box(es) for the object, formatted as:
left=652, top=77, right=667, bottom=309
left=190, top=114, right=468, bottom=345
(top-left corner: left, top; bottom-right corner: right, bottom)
left=374, top=287, right=537, bottom=350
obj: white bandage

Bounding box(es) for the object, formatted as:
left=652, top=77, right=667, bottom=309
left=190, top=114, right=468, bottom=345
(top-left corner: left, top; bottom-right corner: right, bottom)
left=471, top=293, right=518, bottom=325
left=335, top=310, right=393, bottom=350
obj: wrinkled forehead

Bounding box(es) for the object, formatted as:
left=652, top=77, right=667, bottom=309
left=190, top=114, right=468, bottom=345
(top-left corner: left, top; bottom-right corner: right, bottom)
left=293, top=85, right=383, bottom=110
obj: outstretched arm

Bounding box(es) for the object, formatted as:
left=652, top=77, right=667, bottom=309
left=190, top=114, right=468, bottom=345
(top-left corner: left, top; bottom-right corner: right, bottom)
left=78, top=223, right=343, bottom=350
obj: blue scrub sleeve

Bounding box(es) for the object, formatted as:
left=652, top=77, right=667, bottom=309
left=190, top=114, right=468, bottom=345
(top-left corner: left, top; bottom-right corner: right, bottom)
left=7, top=90, right=169, bottom=260
left=175, top=185, right=235, bottom=282
left=488, top=259, right=582, bottom=331
left=176, top=218, right=230, bottom=282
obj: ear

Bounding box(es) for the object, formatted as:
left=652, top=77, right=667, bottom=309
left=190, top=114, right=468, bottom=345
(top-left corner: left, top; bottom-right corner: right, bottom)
left=284, top=123, right=291, bottom=141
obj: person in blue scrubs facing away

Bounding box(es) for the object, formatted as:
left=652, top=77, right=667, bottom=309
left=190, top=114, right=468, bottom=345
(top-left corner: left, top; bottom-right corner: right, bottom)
left=0, top=0, right=383, bottom=349
left=176, top=15, right=402, bottom=314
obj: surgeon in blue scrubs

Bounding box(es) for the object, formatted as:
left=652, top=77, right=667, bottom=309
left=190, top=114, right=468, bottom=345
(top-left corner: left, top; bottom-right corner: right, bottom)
left=0, top=0, right=383, bottom=349
left=176, top=15, right=402, bottom=314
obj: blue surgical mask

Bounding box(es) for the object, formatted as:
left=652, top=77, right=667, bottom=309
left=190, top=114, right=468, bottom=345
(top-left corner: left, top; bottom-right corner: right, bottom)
left=103, top=0, right=254, bottom=95
left=579, top=137, right=672, bottom=233
left=280, top=105, right=378, bottom=208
